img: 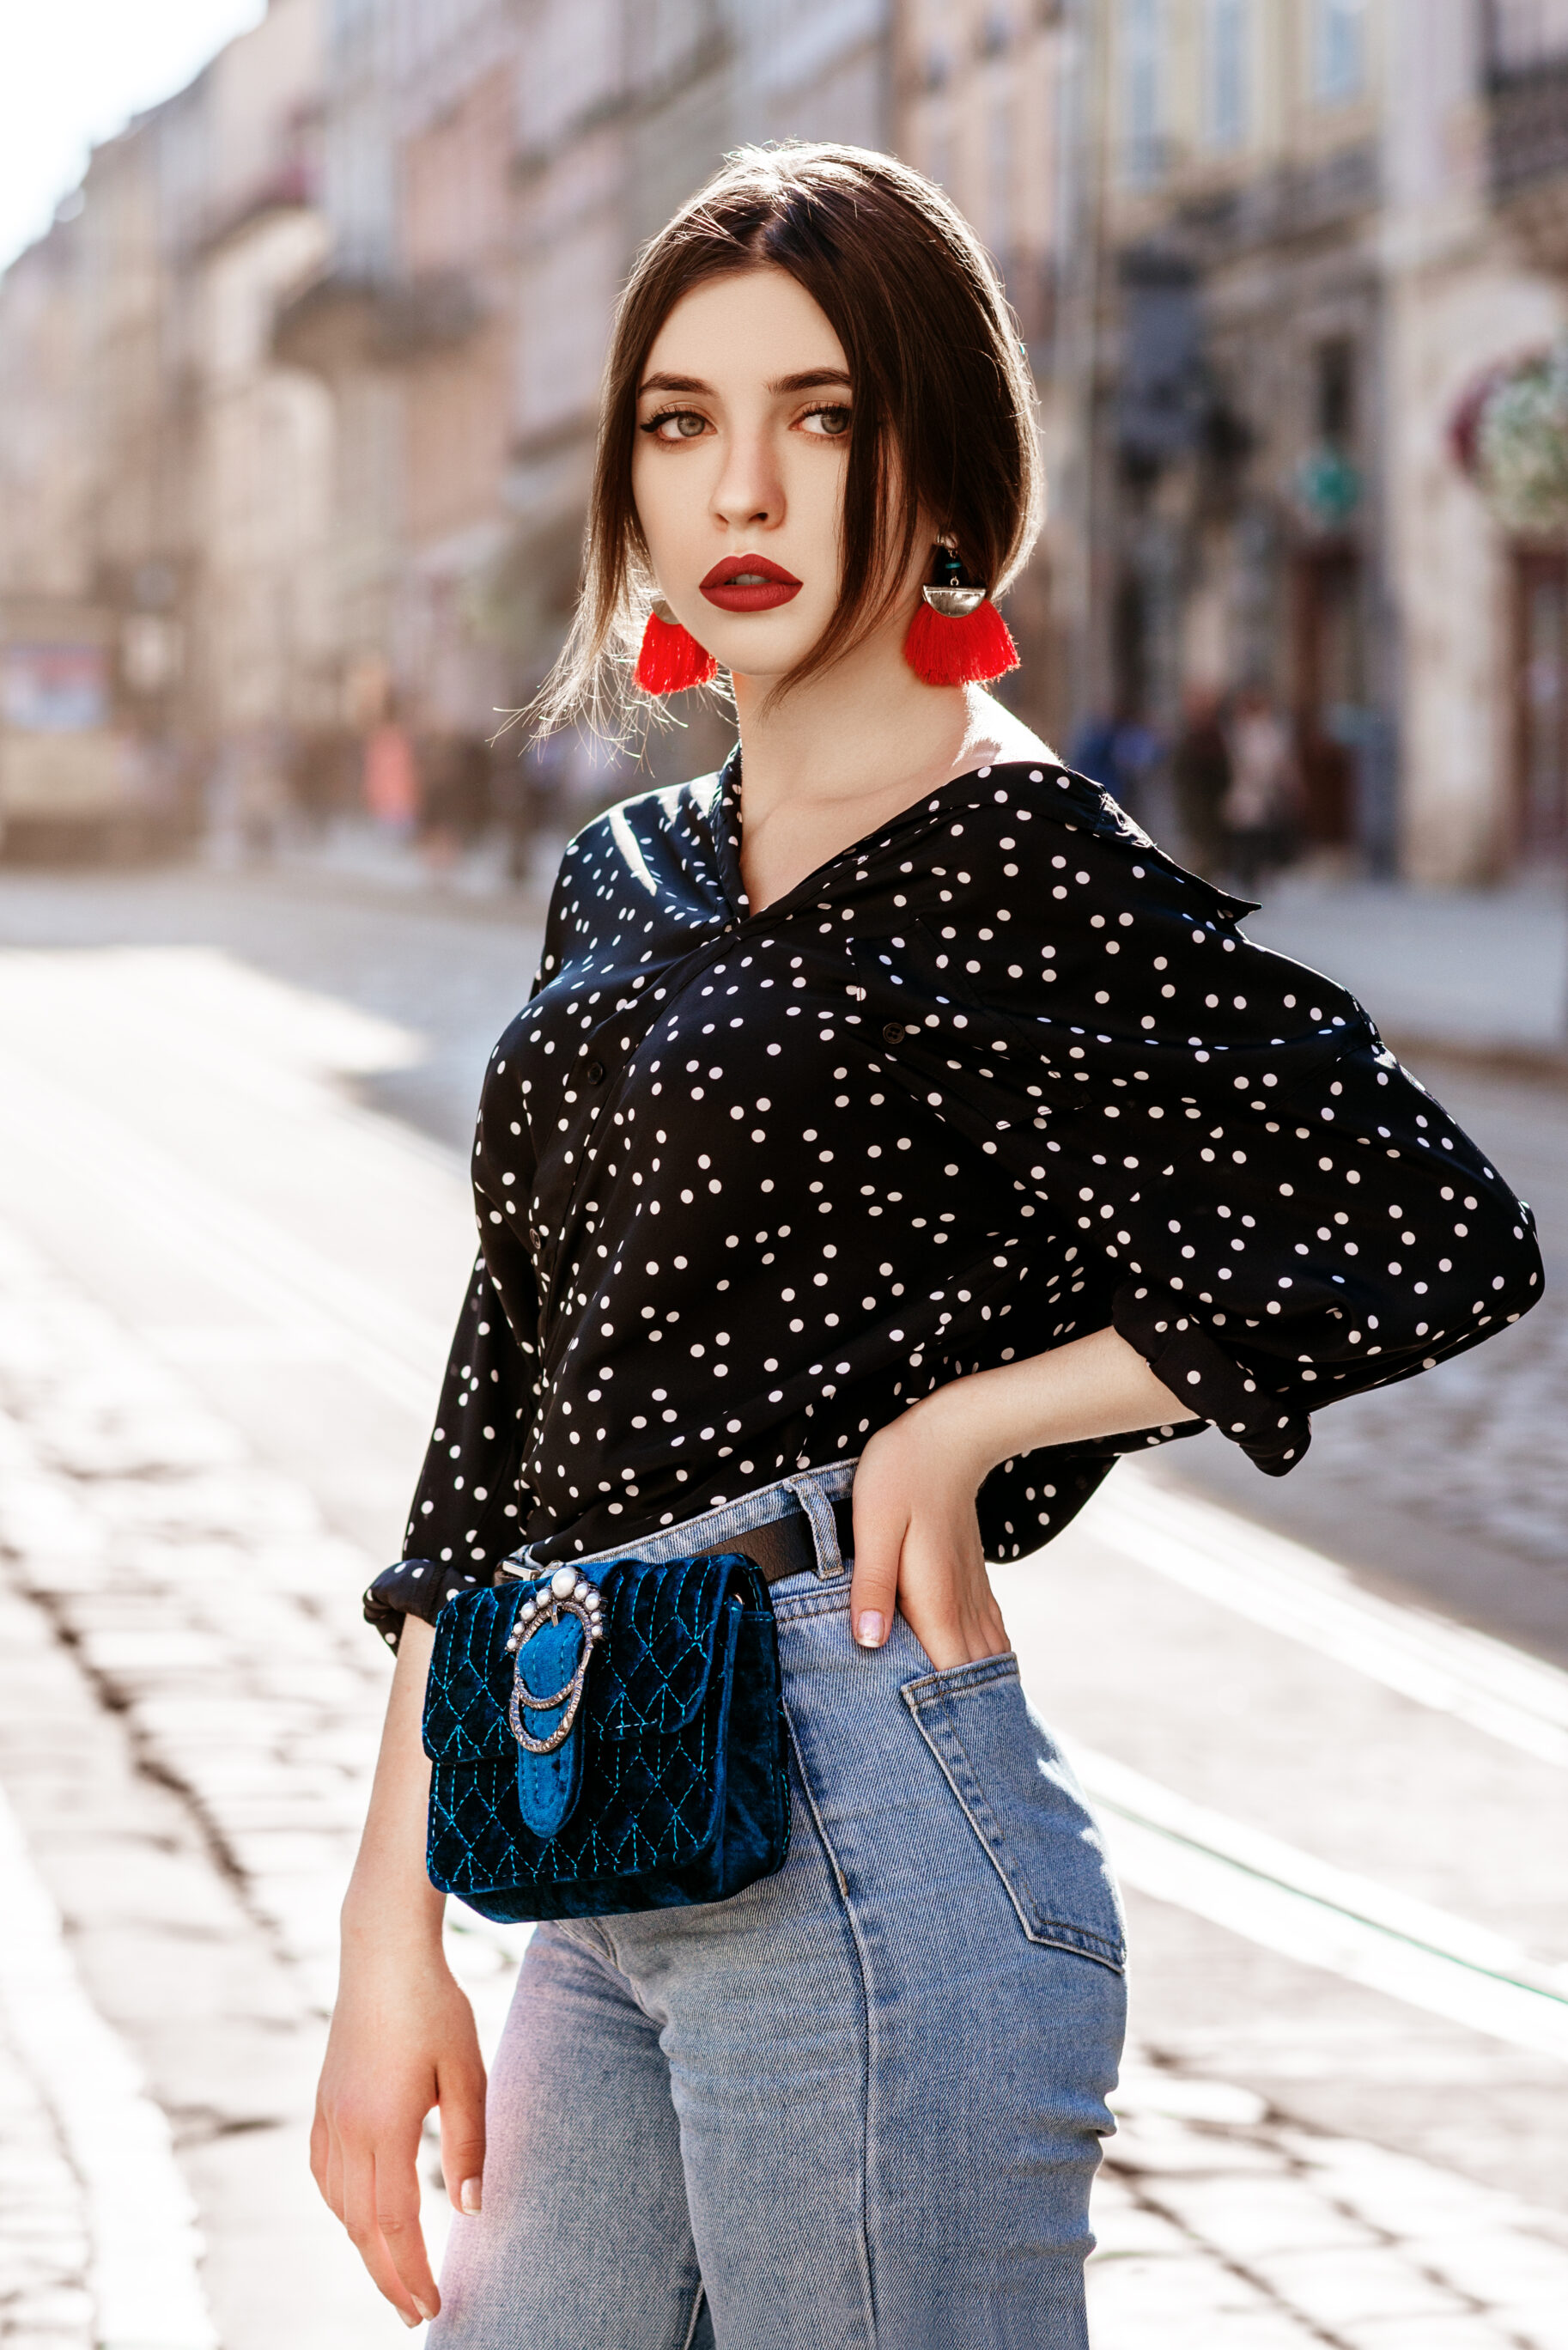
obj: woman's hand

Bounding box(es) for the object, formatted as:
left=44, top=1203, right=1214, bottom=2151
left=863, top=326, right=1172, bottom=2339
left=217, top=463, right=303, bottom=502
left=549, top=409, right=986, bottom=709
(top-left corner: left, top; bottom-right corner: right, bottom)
left=848, top=1400, right=1005, bottom=1670
left=311, top=1940, right=487, bottom=2327
left=310, top=1613, right=483, bottom=2327
left=848, top=1328, right=1195, bottom=1667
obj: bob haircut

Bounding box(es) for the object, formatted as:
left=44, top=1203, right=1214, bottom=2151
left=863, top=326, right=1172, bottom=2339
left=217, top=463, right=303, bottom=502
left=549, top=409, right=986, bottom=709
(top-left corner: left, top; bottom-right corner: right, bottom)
left=532, top=141, right=1041, bottom=738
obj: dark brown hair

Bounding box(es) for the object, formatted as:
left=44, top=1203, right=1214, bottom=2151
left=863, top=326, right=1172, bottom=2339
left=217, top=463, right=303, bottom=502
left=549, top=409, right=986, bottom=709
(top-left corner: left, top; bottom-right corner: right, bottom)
left=531, top=141, right=1040, bottom=737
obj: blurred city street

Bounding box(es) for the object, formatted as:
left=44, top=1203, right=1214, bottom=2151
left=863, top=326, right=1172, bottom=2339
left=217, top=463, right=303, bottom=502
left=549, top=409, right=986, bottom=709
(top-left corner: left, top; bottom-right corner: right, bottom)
left=0, top=855, right=1563, bottom=2350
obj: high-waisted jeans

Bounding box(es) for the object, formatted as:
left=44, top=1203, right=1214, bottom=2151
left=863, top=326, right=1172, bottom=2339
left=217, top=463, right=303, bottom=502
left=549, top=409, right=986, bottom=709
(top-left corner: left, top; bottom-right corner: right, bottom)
left=428, top=1463, right=1127, bottom=2350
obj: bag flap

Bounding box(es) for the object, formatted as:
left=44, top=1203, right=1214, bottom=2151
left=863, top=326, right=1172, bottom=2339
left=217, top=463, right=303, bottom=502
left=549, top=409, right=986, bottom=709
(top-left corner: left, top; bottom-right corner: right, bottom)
left=423, top=1584, right=517, bottom=1761
left=595, top=1553, right=747, bottom=1738
left=422, top=1551, right=764, bottom=1762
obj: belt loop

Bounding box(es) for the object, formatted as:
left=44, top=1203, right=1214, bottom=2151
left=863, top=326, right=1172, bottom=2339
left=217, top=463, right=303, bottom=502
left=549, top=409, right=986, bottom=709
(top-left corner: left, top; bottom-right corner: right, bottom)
left=784, top=1473, right=842, bottom=1580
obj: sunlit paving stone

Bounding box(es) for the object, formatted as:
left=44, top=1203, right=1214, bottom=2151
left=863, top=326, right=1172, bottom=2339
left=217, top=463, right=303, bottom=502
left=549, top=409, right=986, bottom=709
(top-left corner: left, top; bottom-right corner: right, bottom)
left=0, top=2033, right=90, bottom=2347
left=1094, top=2066, right=1568, bottom=2349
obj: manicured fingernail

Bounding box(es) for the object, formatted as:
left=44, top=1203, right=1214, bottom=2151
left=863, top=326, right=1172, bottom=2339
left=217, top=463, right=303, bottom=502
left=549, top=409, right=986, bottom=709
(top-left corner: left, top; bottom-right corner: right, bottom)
left=401, top=2311, right=421, bottom=2330
left=854, top=1611, right=884, bottom=1648
left=459, top=2176, right=482, bottom=2215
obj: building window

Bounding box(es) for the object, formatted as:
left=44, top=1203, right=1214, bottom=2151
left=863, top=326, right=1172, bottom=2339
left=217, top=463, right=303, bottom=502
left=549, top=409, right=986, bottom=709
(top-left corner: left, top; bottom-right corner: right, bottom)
left=1122, top=0, right=1166, bottom=186
left=1316, top=337, right=1356, bottom=444
left=1492, top=0, right=1568, bottom=71
left=1206, top=0, right=1247, bottom=149
left=1314, top=0, right=1366, bottom=105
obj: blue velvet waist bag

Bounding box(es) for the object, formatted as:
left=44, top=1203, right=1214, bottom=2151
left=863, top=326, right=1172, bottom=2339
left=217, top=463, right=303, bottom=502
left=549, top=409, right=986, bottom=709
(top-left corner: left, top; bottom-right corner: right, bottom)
left=422, top=1552, right=790, bottom=1921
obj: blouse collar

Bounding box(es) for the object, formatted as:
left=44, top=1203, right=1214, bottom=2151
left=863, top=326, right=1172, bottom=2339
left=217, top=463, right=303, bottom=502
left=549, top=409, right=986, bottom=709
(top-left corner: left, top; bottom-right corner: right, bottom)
left=702, top=740, right=1200, bottom=922
left=711, top=743, right=749, bottom=917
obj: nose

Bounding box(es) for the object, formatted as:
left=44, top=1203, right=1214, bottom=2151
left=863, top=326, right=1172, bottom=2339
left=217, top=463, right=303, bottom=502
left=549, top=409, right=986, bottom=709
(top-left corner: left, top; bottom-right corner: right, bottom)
left=709, top=417, right=784, bottom=535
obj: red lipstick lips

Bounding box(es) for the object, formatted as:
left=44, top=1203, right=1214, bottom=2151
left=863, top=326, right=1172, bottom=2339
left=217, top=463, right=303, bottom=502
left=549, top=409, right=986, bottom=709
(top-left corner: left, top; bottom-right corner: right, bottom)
left=699, top=555, right=802, bottom=613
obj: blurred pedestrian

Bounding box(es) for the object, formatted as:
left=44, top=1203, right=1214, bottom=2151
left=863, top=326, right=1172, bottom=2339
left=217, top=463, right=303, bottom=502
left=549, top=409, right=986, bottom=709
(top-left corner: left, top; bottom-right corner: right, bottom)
left=1109, top=714, right=1162, bottom=825
left=362, top=706, right=419, bottom=837
left=1069, top=710, right=1161, bottom=823
left=495, top=728, right=568, bottom=885
left=208, top=725, right=289, bottom=861
left=1068, top=709, right=1118, bottom=789
left=415, top=733, right=465, bottom=873
left=1171, top=684, right=1231, bottom=878
left=1222, top=688, right=1300, bottom=892
left=311, top=143, right=1544, bottom=2350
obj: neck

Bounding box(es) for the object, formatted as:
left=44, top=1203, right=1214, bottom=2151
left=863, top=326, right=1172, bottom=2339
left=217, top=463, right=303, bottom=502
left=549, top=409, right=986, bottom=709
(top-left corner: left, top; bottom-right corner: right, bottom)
left=728, top=616, right=1049, bottom=818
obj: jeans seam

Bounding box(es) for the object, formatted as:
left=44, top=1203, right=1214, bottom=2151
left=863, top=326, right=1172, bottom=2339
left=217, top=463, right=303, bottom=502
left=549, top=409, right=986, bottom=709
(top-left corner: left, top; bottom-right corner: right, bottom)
left=780, top=1700, right=879, bottom=2350
left=678, top=2279, right=707, bottom=2350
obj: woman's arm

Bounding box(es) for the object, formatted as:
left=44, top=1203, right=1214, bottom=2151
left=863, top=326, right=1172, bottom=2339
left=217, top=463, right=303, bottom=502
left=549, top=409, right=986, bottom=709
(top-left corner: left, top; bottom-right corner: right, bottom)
left=311, top=1618, right=487, bottom=2328
left=849, top=1326, right=1195, bottom=1667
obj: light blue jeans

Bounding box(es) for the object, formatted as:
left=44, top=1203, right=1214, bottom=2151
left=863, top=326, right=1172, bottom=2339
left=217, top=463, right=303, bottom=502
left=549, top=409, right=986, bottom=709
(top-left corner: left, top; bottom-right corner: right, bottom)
left=429, top=1464, right=1127, bottom=2350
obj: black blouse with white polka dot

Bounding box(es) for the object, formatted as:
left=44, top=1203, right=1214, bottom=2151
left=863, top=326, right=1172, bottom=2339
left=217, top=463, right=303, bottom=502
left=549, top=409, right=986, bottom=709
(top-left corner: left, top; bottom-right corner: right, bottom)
left=365, top=750, right=1542, bottom=1645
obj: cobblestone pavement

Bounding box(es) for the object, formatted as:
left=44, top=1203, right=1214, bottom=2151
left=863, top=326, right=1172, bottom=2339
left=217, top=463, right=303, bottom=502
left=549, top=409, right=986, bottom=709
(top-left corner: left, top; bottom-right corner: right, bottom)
left=0, top=870, right=1563, bottom=2346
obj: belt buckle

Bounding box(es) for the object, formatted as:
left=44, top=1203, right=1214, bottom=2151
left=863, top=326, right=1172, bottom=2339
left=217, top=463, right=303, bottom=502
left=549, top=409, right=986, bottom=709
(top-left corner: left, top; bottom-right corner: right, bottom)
left=504, top=1567, right=605, bottom=1755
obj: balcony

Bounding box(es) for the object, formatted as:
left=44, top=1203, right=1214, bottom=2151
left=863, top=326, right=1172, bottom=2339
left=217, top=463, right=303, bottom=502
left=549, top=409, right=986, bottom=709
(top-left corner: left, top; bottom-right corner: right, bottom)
left=272, top=265, right=484, bottom=376
left=1485, top=2, right=1568, bottom=264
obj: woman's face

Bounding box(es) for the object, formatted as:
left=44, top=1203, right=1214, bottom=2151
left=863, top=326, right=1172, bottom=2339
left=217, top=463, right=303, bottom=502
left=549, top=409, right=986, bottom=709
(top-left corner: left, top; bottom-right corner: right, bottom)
left=630, top=268, right=866, bottom=681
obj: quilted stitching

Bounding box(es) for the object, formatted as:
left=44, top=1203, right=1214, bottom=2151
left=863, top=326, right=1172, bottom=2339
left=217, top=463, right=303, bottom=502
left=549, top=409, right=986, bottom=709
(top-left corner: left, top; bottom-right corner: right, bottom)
left=422, top=1554, right=736, bottom=1760
left=422, top=1551, right=790, bottom=1920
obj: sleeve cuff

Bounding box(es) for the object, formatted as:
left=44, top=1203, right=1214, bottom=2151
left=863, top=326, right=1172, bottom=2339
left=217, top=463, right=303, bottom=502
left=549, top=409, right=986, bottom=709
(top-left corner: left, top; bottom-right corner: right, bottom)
left=1112, top=1288, right=1311, bottom=1476
left=362, top=1557, right=494, bottom=1651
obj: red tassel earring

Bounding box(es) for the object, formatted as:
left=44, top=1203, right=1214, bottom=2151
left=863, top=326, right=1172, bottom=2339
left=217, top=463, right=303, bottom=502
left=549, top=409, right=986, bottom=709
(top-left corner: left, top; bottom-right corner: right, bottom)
left=635, top=600, right=718, bottom=695
left=903, top=545, right=1018, bottom=687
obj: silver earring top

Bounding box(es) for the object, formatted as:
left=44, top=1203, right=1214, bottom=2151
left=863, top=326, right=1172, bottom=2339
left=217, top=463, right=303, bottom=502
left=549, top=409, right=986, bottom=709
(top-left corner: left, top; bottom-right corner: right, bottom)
left=921, top=582, right=988, bottom=618
left=922, top=539, right=988, bottom=617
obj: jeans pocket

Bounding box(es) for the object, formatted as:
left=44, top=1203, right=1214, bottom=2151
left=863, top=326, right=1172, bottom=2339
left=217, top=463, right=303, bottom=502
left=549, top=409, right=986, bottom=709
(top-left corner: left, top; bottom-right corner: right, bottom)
left=902, top=1657, right=1126, bottom=1973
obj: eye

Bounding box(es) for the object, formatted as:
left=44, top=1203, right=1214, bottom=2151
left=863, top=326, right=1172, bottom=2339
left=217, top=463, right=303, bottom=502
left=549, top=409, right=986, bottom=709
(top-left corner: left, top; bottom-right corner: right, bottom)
left=799, top=405, right=851, bottom=438
left=642, top=409, right=710, bottom=441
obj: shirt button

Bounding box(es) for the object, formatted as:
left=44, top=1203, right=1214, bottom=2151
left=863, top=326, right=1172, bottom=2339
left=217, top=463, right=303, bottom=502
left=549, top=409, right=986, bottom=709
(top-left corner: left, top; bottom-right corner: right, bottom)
left=882, top=1022, right=907, bottom=1045
left=584, top=1059, right=606, bottom=1085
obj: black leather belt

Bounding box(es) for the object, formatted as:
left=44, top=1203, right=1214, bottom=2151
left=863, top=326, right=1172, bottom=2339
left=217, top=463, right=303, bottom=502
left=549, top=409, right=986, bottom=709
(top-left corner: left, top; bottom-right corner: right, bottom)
left=690, top=1495, right=854, bottom=1585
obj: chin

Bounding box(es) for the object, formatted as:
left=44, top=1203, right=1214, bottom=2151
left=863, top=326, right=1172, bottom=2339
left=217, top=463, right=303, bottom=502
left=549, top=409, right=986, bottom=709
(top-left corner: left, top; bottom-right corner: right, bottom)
left=706, top=630, right=817, bottom=679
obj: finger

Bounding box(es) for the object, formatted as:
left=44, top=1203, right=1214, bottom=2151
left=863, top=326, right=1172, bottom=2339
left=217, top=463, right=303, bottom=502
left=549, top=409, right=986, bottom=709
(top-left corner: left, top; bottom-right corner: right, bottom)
left=374, top=2144, right=441, bottom=2323
left=892, top=1524, right=965, bottom=1669
left=848, top=1488, right=905, bottom=1650
left=321, top=2129, right=349, bottom=2227
left=438, top=2055, right=489, bottom=2216
left=342, top=2148, right=425, bottom=2326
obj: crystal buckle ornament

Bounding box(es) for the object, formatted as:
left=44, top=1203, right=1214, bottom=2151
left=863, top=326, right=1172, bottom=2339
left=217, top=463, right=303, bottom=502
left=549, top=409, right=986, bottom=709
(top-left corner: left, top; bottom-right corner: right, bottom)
left=504, top=1567, right=605, bottom=1756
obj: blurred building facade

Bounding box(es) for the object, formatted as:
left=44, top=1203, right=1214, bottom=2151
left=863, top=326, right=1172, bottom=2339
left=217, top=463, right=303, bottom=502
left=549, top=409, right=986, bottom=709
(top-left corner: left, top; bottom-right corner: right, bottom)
left=1024, top=0, right=1568, bottom=882
left=0, top=0, right=334, bottom=846
left=5, top=0, right=1568, bottom=875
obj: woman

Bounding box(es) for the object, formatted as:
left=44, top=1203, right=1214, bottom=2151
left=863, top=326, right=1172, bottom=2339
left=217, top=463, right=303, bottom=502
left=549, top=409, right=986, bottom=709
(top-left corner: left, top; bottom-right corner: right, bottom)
left=312, top=147, right=1541, bottom=2348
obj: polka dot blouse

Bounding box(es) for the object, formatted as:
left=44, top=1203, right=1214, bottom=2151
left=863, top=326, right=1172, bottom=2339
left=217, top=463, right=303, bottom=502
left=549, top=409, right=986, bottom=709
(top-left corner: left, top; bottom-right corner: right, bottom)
left=365, top=750, right=1542, bottom=1645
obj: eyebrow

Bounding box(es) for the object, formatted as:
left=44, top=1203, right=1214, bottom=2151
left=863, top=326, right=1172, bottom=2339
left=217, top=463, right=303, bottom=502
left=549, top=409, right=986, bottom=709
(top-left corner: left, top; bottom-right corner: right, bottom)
left=636, top=367, right=853, bottom=399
